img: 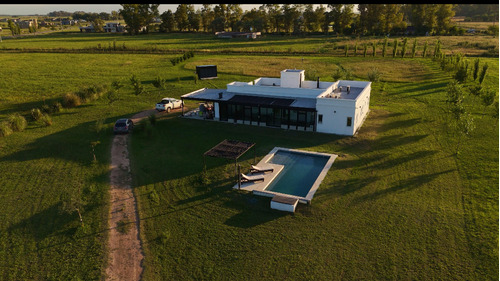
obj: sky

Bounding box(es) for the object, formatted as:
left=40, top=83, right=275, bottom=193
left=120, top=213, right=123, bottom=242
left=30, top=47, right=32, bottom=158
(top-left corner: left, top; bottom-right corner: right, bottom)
left=0, top=4, right=266, bottom=16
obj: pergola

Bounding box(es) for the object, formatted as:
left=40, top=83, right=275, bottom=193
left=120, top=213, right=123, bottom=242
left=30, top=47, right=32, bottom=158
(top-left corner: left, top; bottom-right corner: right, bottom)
left=203, top=139, right=256, bottom=184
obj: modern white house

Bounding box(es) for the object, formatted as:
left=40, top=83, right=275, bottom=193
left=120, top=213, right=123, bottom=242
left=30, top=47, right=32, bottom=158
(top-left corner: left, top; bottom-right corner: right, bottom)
left=181, top=69, right=371, bottom=136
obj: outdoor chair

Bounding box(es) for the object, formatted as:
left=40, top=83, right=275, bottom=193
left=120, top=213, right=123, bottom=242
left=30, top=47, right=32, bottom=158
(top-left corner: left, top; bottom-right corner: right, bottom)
left=240, top=173, right=265, bottom=183
left=250, top=165, right=274, bottom=174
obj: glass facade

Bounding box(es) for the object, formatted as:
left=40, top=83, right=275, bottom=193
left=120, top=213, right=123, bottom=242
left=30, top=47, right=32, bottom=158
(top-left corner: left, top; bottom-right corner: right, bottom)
left=219, top=102, right=315, bottom=131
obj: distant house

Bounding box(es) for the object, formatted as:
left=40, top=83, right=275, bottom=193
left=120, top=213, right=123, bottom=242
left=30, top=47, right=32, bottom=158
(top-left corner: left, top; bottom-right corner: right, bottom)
left=103, top=22, right=125, bottom=33
left=61, top=19, right=76, bottom=26
left=215, top=31, right=261, bottom=39
left=79, top=25, right=95, bottom=33
left=18, top=19, right=37, bottom=29
left=80, top=22, right=126, bottom=33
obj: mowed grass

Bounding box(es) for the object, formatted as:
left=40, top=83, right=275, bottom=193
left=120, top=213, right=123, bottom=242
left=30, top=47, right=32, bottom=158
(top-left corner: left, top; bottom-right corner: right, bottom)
left=1, top=32, right=497, bottom=57
left=130, top=57, right=498, bottom=280
left=0, top=32, right=497, bottom=280
left=0, top=52, right=233, bottom=280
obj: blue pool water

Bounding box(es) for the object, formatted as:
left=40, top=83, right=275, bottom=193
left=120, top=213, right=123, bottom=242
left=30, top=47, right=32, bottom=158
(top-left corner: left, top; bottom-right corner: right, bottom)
left=265, top=150, right=329, bottom=197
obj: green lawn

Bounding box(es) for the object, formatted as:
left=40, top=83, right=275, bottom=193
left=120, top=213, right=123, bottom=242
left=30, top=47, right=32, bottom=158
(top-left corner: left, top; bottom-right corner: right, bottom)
left=130, top=57, right=498, bottom=280
left=0, top=32, right=497, bottom=280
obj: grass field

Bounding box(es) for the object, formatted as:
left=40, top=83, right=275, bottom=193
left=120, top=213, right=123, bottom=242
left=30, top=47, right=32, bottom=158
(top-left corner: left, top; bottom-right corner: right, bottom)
left=1, top=31, right=498, bottom=58
left=0, top=31, right=497, bottom=280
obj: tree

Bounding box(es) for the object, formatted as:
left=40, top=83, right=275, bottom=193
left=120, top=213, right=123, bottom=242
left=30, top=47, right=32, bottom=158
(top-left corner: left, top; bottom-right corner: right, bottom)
left=382, top=37, right=388, bottom=57
left=60, top=185, right=85, bottom=227
left=130, top=74, right=144, bottom=96
left=213, top=4, right=228, bottom=31
left=435, top=4, right=456, bottom=34
left=264, top=4, right=282, bottom=33
left=282, top=4, right=300, bottom=33
left=478, top=63, right=489, bottom=84
left=454, top=61, right=468, bottom=83
left=401, top=37, right=408, bottom=58
left=152, top=76, right=167, bottom=97
left=357, top=4, right=384, bottom=35
left=372, top=42, right=376, bottom=57
left=159, top=10, right=175, bottom=32
left=433, top=40, right=441, bottom=57
left=383, top=4, right=406, bottom=34
left=187, top=6, right=201, bottom=31
left=411, top=38, right=417, bottom=58
left=119, top=4, right=159, bottom=35
left=422, top=41, right=428, bottom=57
left=329, top=4, right=354, bottom=35
left=392, top=39, right=398, bottom=58
left=7, top=19, right=20, bottom=36
left=201, top=4, right=214, bottom=32
left=472, top=58, right=480, bottom=81
left=480, top=88, right=496, bottom=113
left=227, top=4, right=243, bottom=31
left=174, top=4, right=190, bottom=31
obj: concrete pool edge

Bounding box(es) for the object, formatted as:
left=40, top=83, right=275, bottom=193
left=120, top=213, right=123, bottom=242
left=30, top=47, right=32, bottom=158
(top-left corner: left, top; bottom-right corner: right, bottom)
left=239, top=147, right=338, bottom=204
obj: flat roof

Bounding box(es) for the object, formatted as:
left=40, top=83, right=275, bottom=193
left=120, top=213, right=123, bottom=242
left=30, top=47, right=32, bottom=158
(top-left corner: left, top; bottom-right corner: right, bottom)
left=182, top=88, right=317, bottom=110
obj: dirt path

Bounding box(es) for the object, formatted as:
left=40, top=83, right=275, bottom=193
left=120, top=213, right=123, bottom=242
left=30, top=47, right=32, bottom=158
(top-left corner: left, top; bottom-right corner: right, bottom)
left=105, top=108, right=183, bottom=281
left=105, top=109, right=165, bottom=281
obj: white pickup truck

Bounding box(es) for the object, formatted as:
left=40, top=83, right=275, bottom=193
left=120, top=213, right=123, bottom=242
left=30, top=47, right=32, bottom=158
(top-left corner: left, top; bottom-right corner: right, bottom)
left=155, top=98, right=183, bottom=112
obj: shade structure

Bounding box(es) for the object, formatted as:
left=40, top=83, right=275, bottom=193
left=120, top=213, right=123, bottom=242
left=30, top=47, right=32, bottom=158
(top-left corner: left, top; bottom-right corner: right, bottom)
left=204, top=139, right=255, bottom=160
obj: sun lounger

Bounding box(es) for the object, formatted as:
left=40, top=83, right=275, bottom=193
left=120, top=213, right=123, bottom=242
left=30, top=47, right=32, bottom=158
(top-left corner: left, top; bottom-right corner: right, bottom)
left=250, top=165, right=274, bottom=174
left=240, top=173, right=265, bottom=183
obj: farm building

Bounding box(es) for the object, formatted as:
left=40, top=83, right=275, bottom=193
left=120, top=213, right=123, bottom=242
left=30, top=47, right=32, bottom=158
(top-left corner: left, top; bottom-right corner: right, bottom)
left=215, top=31, right=261, bottom=39
left=181, top=69, right=371, bottom=136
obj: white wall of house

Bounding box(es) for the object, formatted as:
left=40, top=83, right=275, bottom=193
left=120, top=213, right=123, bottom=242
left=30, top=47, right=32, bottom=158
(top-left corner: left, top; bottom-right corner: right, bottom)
left=316, top=98, right=357, bottom=135
left=315, top=81, right=371, bottom=136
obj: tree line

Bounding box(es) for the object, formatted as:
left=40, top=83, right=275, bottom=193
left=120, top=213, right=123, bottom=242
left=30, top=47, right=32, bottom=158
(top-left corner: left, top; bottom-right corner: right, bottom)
left=118, top=4, right=495, bottom=36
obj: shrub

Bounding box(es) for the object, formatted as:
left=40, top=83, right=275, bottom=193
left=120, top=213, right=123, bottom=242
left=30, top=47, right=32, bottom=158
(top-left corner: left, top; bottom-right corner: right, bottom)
left=0, top=121, right=13, bottom=137
left=41, top=114, right=53, bottom=126
left=8, top=114, right=27, bottom=132
left=148, top=114, right=156, bottom=125
left=51, top=102, right=63, bottom=113
left=41, top=104, right=52, bottom=114
left=62, top=93, right=81, bottom=108
left=31, top=108, right=43, bottom=121
left=94, top=118, right=105, bottom=134
left=367, top=68, right=381, bottom=82
left=478, top=63, right=489, bottom=84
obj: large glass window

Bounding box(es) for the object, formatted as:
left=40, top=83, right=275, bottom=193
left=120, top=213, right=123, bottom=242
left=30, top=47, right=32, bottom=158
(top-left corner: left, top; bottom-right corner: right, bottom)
left=251, top=106, right=259, bottom=122
left=290, top=110, right=298, bottom=126
left=219, top=103, right=228, bottom=121
left=244, top=106, right=251, bottom=121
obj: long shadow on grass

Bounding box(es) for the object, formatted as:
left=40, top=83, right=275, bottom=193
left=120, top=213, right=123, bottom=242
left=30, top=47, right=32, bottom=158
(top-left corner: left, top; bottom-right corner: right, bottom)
left=352, top=169, right=455, bottom=204
left=130, top=117, right=342, bottom=187
left=223, top=192, right=287, bottom=228
left=7, top=201, right=100, bottom=242
left=0, top=115, right=125, bottom=165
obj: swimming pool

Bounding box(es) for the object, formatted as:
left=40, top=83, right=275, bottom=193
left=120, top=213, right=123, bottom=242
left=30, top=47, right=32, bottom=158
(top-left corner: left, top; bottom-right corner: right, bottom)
left=266, top=150, right=329, bottom=197
left=250, top=147, right=337, bottom=204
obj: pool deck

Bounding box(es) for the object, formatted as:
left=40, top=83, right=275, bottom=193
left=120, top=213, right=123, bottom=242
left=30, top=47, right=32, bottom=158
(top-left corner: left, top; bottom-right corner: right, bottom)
left=233, top=163, right=284, bottom=192
left=234, top=147, right=338, bottom=205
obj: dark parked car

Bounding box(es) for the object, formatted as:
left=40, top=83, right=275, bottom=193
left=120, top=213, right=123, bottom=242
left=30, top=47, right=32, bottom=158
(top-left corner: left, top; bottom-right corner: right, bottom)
left=113, top=118, right=134, bottom=134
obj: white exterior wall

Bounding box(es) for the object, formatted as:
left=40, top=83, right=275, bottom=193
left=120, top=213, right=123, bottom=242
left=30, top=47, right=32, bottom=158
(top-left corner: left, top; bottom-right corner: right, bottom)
left=353, top=84, right=371, bottom=134
left=315, top=82, right=371, bottom=136
left=280, top=69, right=304, bottom=88
left=316, top=98, right=356, bottom=135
